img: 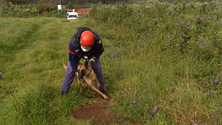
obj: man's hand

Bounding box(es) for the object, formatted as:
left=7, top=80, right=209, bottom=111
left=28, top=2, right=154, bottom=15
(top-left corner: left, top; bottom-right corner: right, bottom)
left=88, top=57, right=96, bottom=66
left=84, top=55, right=88, bottom=59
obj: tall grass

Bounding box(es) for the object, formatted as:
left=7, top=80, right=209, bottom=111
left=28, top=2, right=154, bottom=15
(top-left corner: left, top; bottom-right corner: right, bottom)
left=88, top=1, right=222, bottom=124
left=0, top=0, right=222, bottom=124
left=0, top=17, right=92, bottom=125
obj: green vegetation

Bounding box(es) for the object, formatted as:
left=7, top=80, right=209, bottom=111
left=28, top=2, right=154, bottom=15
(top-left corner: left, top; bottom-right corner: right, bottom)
left=0, top=0, right=133, bottom=17
left=1, top=0, right=222, bottom=124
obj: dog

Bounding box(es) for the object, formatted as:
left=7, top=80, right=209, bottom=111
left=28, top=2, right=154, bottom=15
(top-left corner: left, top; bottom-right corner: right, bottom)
left=63, top=58, right=109, bottom=100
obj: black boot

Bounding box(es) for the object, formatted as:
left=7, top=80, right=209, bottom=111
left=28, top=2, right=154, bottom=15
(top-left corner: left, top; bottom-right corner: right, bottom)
left=99, top=89, right=108, bottom=96
left=62, top=91, right=68, bottom=96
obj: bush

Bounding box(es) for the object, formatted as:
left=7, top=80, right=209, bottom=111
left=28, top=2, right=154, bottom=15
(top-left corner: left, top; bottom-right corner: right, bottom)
left=88, top=2, right=222, bottom=123
left=0, top=2, right=59, bottom=17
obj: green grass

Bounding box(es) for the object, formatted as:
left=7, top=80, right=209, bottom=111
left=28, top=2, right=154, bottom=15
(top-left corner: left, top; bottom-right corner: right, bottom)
left=0, top=17, right=91, bottom=125
left=1, top=1, right=222, bottom=124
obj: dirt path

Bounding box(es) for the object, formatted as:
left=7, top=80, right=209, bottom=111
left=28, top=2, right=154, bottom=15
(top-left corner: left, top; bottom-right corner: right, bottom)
left=72, top=96, right=139, bottom=125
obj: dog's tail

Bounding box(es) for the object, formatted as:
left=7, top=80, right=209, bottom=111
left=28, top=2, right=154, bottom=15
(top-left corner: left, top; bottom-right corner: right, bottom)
left=62, top=58, right=67, bottom=70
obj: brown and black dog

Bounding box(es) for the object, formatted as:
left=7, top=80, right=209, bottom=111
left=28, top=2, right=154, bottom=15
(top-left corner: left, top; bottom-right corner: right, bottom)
left=63, top=59, right=109, bottom=100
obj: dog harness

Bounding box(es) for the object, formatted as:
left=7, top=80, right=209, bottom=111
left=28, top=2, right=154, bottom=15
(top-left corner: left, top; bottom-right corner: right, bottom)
left=84, top=69, right=92, bottom=78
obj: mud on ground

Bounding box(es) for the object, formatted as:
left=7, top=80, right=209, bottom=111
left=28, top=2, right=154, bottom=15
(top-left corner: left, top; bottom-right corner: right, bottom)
left=72, top=96, right=139, bottom=125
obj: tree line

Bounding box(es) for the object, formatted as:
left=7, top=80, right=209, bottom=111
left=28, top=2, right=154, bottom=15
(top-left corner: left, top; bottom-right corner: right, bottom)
left=4, top=0, right=132, bottom=5
left=0, top=0, right=133, bottom=18
left=3, top=0, right=210, bottom=6
left=0, top=0, right=209, bottom=18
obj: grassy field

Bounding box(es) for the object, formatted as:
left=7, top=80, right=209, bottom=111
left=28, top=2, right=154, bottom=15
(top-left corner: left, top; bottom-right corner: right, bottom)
left=1, top=1, right=222, bottom=125
left=0, top=17, right=92, bottom=124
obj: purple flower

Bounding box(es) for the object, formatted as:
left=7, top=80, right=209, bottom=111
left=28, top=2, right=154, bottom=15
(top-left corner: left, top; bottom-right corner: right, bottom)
left=194, top=53, right=198, bottom=57
left=152, top=106, right=158, bottom=113
left=119, top=41, right=122, bottom=43
left=147, top=115, right=152, bottom=120
left=147, top=84, right=150, bottom=87
left=176, top=44, right=180, bottom=47
left=213, top=91, right=217, bottom=95
left=104, top=84, right=109, bottom=87
left=202, top=41, right=205, bottom=45
left=207, top=92, right=210, bottom=95
left=175, top=117, right=178, bottom=121
left=187, top=22, right=190, bottom=26
left=199, top=65, right=202, bottom=68
left=196, top=16, right=200, bottom=21
left=132, top=100, right=136, bottom=104
left=220, top=107, right=222, bottom=109
left=215, top=79, right=219, bottom=83
left=190, top=120, right=196, bottom=124
left=112, top=54, right=115, bottom=58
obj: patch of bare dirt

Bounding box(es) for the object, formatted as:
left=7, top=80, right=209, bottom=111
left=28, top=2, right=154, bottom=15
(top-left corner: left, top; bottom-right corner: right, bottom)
left=72, top=96, right=139, bottom=125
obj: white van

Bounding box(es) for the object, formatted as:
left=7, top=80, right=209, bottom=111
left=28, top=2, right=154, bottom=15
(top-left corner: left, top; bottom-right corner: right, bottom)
left=66, top=12, right=78, bottom=21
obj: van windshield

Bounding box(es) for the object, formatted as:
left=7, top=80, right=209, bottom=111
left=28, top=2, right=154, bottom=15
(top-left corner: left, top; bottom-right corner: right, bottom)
left=69, top=15, right=77, bottom=17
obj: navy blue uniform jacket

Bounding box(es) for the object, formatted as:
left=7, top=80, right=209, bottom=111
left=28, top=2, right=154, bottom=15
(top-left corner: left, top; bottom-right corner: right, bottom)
left=68, top=32, right=104, bottom=61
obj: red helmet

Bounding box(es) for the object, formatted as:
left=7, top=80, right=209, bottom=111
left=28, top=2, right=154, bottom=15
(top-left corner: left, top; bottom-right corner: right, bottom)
left=80, top=31, right=95, bottom=51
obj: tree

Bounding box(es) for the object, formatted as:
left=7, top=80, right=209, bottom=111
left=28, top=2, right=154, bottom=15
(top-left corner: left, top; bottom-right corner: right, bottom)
left=37, top=0, right=56, bottom=13
left=5, top=0, right=27, bottom=4
left=25, top=0, right=37, bottom=4
left=66, top=1, right=73, bottom=9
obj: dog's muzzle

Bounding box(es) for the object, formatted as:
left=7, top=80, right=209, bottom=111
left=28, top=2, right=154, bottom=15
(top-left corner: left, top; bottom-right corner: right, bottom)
left=77, top=70, right=85, bottom=80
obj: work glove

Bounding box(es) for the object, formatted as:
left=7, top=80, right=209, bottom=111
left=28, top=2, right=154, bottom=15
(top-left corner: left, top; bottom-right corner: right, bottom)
left=83, top=55, right=88, bottom=59
left=88, top=57, right=96, bottom=66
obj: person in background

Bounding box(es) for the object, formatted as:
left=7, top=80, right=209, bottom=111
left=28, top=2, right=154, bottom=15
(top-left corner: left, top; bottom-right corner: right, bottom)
left=61, top=27, right=107, bottom=98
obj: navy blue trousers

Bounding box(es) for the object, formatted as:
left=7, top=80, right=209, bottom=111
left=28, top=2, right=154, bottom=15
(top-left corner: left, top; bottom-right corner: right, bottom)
left=61, top=57, right=104, bottom=92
